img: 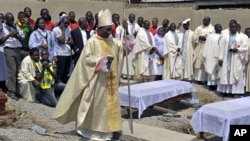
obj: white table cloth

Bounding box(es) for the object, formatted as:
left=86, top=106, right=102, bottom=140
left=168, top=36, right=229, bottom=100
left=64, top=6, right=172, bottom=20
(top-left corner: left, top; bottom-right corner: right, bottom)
left=119, top=79, right=196, bottom=118
left=190, top=97, right=250, bottom=141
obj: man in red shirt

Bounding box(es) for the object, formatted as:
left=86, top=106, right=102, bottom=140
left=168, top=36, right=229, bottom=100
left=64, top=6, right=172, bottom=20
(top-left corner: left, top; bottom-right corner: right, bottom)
left=86, top=11, right=94, bottom=31
left=149, top=17, right=158, bottom=36
left=111, top=13, right=119, bottom=37
left=24, top=7, right=35, bottom=28
left=69, top=11, right=78, bottom=30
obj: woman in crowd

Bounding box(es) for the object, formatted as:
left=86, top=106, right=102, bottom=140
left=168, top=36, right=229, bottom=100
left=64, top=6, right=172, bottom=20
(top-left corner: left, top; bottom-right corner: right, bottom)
left=29, top=17, right=53, bottom=60
left=154, top=26, right=165, bottom=80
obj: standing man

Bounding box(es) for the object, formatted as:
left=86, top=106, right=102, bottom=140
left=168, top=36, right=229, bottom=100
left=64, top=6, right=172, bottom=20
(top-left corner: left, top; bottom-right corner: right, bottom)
left=52, top=16, right=73, bottom=83
left=0, top=13, right=24, bottom=100
left=122, top=13, right=140, bottom=79
left=245, top=27, right=250, bottom=92
left=163, top=23, right=183, bottom=80
left=112, top=13, right=120, bottom=28
left=137, top=16, right=144, bottom=27
left=193, top=17, right=214, bottom=84
left=52, top=9, right=123, bottom=141
left=203, top=24, right=222, bottom=90
left=86, top=11, right=94, bottom=31
left=16, top=11, right=33, bottom=58
left=181, top=19, right=196, bottom=81
left=133, top=20, right=160, bottom=82
left=217, top=22, right=248, bottom=96
left=111, top=13, right=119, bottom=37
left=149, top=17, right=158, bottom=36
left=127, top=13, right=140, bottom=39
left=68, top=11, right=78, bottom=30
left=162, top=18, right=170, bottom=34
left=24, top=7, right=35, bottom=28
left=71, top=17, right=93, bottom=66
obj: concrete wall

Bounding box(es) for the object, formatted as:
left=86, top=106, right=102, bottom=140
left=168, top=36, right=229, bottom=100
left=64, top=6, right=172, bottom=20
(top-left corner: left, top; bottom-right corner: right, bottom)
left=0, top=0, right=250, bottom=31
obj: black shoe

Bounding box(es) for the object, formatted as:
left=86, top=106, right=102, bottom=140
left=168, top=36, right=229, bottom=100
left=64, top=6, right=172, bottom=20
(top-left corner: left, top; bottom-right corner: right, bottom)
left=7, top=92, right=19, bottom=101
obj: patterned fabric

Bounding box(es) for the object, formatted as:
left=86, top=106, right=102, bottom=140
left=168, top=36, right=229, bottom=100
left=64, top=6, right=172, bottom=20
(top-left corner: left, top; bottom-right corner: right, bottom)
left=16, top=20, right=32, bottom=50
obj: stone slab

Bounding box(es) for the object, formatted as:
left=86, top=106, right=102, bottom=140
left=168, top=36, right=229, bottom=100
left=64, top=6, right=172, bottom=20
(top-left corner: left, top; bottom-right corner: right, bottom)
left=122, top=121, right=197, bottom=141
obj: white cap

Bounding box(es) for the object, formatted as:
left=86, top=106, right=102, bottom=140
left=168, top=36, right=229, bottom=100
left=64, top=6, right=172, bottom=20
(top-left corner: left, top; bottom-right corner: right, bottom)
left=182, top=18, right=191, bottom=24
left=98, top=9, right=112, bottom=27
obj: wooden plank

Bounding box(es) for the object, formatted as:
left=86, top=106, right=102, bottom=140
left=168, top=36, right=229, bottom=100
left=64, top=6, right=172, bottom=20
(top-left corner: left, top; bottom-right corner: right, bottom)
left=152, top=105, right=177, bottom=114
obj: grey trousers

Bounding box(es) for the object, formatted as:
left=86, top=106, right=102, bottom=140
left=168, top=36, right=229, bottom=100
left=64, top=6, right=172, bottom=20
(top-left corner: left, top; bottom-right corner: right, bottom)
left=4, top=47, right=21, bottom=94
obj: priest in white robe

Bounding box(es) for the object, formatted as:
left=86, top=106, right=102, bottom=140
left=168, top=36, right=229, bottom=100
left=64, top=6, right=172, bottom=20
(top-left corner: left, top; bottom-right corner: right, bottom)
left=203, top=24, right=222, bottom=89
left=180, top=19, right=196, bottom=81
left=120, top=13, right=140, bottom=79
left=221, top=20, right=237, bottom=35
left=18, top=48, right=40, bottom=102
left=244, top=27, right=250, bottom=92
left=193, top=17, right=214, bottom=83
left=133, top=20, right=159, bottom=82
left=52, top=9, right=124, bottom=141
left=217, top=22, right=248, bottom=95
left=116, top=19, right=135, bottom=80
left=163, top=23, right=183, bottom=79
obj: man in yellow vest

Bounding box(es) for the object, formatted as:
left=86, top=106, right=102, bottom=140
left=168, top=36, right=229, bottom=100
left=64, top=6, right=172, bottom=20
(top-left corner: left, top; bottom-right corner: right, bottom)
left=36, top=49, right=65, bottom=107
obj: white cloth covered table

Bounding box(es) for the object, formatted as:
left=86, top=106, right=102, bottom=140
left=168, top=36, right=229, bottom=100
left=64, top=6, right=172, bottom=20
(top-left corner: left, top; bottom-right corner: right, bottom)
left=190, top=97, right=250, bottom=141
left=119, top=79, right=196, bottom=118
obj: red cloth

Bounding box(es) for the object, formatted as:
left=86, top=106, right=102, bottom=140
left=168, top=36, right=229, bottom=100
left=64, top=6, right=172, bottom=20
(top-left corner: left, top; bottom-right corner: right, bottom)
left=111, top=23, right=116, bottom=37
left=45, top=21, right=55, bottom=31
left=28, top=18, right=35, bottom=27
left=149, top=26, right=157, bottom=36
left=69, top=21, right=79, bottom=30
left=87, top=22, right=94, bottom=31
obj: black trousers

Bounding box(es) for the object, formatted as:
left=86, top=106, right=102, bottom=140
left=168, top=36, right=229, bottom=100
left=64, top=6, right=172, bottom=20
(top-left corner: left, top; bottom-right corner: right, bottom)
left=0, top=81, right=8, bottom=92
left=57, top=56, right=72, bottom=83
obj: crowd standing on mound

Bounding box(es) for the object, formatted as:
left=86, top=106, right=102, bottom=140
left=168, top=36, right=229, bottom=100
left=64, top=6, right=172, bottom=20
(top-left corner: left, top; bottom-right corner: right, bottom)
left=0, top=7, right=250, bottom=106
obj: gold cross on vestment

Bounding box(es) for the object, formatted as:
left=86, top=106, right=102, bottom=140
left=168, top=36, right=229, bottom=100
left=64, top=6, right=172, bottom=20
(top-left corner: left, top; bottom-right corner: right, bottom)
left=108, top=72, right=116, bottom=97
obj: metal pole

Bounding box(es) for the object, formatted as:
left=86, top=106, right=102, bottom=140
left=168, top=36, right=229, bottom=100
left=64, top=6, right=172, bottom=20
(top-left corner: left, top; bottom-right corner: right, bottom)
left=123, top=1, right=133, bottom=134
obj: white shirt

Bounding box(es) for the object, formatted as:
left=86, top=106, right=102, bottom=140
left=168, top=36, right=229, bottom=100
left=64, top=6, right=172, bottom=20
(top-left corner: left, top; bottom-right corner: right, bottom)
left=52, top=26, right=72, bottom=56
left=127, top=21, right=140, bottom=39
left=80, top=28, right=87, bottom=46
left=0, top=23, right=24, bottom=48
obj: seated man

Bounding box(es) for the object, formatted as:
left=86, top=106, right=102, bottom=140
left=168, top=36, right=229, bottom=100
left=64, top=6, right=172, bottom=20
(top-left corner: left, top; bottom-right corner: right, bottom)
left=36, top=49, right=65, bottom=107
left=18, top=48, right=65, bottom=106
left=18, top=48, right=40, bottom=102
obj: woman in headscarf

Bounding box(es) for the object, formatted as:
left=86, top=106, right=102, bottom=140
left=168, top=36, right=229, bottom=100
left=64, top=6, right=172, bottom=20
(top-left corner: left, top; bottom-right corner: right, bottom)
left=154, top=26, right=165, bottom=80
left=29, top=17, right=53, bottom=60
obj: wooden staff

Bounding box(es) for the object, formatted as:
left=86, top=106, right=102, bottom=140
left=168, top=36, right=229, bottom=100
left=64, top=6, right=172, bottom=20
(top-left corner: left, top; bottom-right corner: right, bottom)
left=123, top=0, right=134, bottom=134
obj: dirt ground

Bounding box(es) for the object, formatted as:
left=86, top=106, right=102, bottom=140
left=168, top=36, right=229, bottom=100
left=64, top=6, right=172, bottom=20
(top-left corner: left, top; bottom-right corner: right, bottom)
left=0, top=81, right=244, bottom=141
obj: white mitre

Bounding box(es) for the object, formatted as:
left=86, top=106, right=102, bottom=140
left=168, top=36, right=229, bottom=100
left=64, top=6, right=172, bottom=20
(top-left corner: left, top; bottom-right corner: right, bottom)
left=98, top=9, right=112, bottom=27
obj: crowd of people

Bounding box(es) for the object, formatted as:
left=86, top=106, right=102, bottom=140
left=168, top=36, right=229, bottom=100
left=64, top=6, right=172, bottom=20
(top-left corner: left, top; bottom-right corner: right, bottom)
left=0, top=7, right=249, bottom=103
left=0, top=6, right=250, bottom=141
